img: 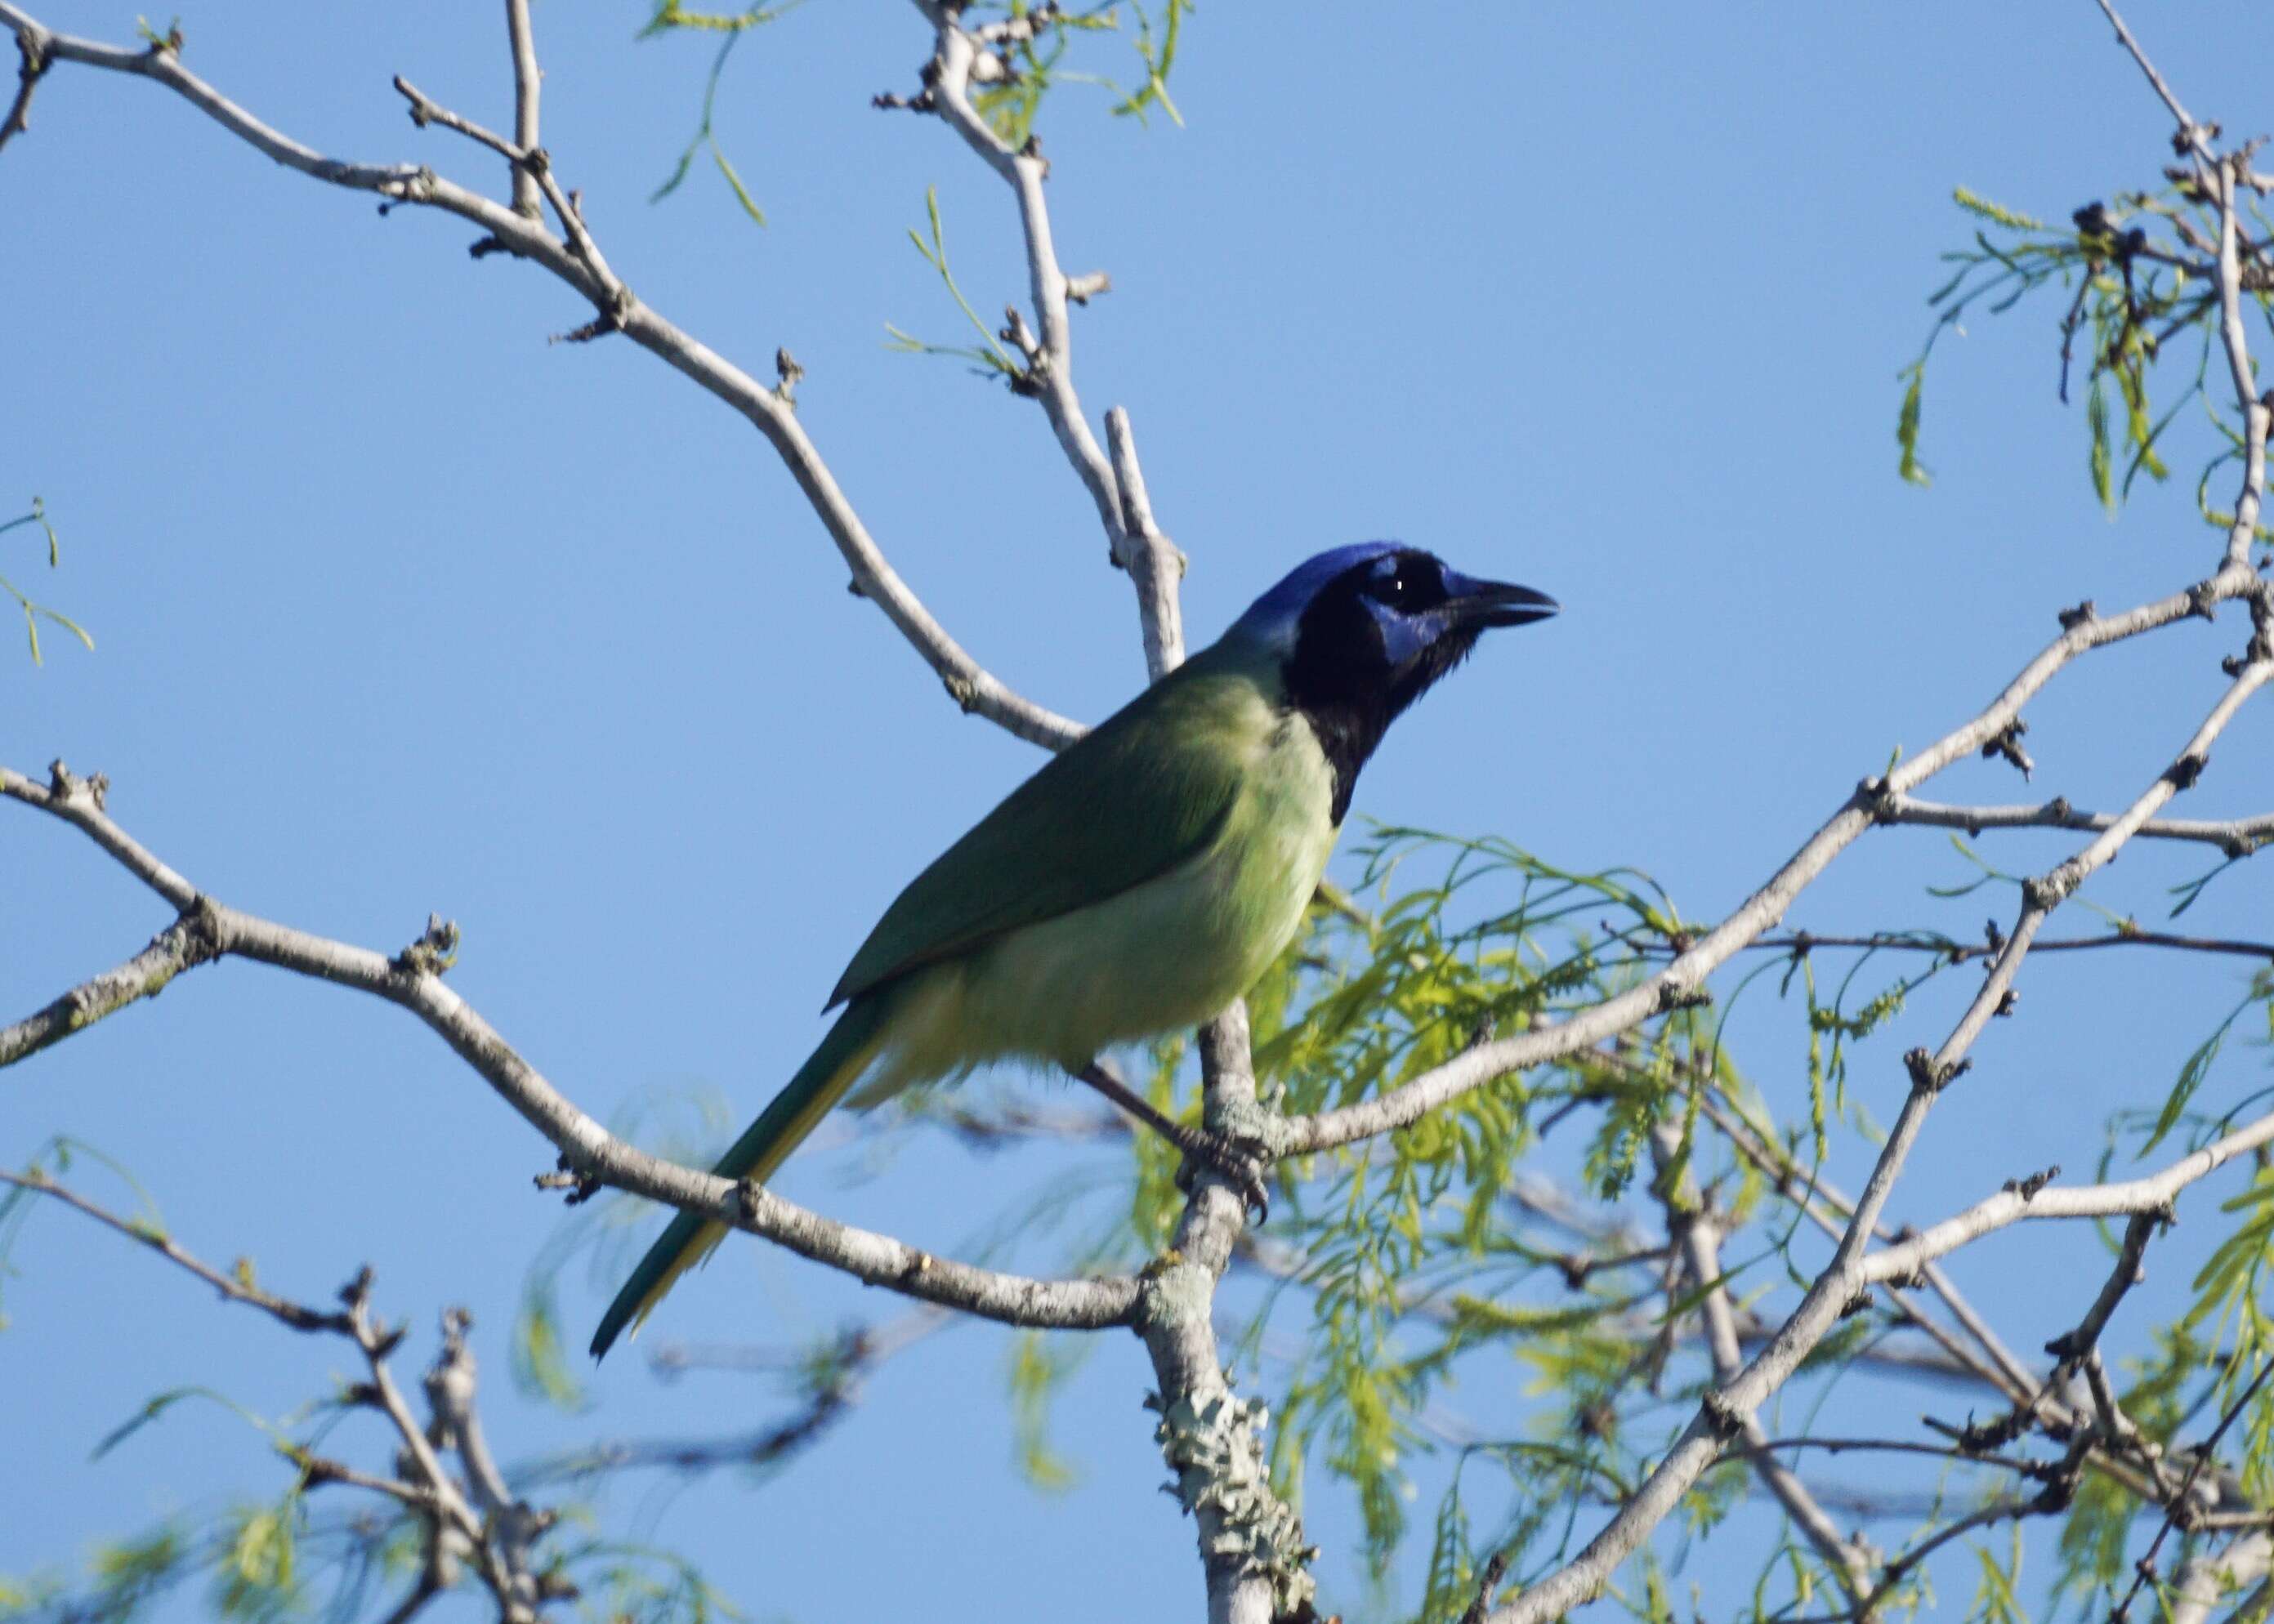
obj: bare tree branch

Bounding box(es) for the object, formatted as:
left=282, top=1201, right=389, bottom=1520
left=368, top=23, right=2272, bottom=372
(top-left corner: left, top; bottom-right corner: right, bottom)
left=2209, top=154, right=2270, bottom=571
left=914, top=2, right=1125, bottom=562
left=503, top=0, right=540, bottom=219
left=1722, top=929, right=2274, bottom=965
left=2118, top=1361, right=2274, bottom=1624
left=425, top=1308, right=546, bottom=1620
left=2173, top=1533, right=2274, bottom=1624
left=11, top=5, right=2272, bottom=1617
left=907, top=6, right=1194, bottom=689
left=1880, top=792, right=2274, bottom=856
left=0, top=1166, right=353, bottom=1336
left=1649, top=1126, right=1874, bottom=1597
left=2093, top=0, right=2272, bottom=570
left=0, top=1168, right=570, bottom=1617
left=1488, top=609, right=2274, bottom=1622
left=2093, top=0, right=2207, bottom=147
left=0, top=17, right=42, bottom=152
left=1133, top=1004, right=1313, bottom=1624
left=0, top=3, right=1081, bottom=752
left=0, top=761, right=1140, bottom=1332
left=1290, top=559, right=2269, bottom=1156
left=1694, top=1086, right=2046, bottom=1404
left=1865, top=1104, right=2274, bottom=1283
left=1108, top=406, right=1186, bottom=680
left=0, top=908, right=221, bottom=1068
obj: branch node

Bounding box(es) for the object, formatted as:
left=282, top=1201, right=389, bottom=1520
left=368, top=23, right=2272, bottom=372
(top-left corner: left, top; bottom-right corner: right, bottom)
left=1000, top=305, right=1042, bottom=362
left=1981, top=719, right=2035, bottom=779
left=2058, top=598, right=2098, bottom=631
left=1655, top=979, right=1711, bottom=1014
left=1905, top=1049, right=1971, bottom=1095
left=2031, top=1473, right=2078, bottom=1515
left=1699, top=1388, right=1745, bottom=1441
left=391, top=913, right=461, bottom=977
left=773, top=346, right=805, bottom=408
left=338, top=1265, right=376, bottom=1312
left=2003, top=1164, right=2061, bottom=1202
left=533, top=1167, right=601, bottom=1204
left=550, top=287, right=630, bottom=348
left=46, top=758, right=109, bottom=810
left=2165, top=752, right=2207, bottom=791
left=1949, top=1407, right=2030, bottom=1453
left=870, top=87, right=937, bottom=114
left=3, top=26, right=49, bottom=149
left=1459, top=1551, right=1511, bottom=1624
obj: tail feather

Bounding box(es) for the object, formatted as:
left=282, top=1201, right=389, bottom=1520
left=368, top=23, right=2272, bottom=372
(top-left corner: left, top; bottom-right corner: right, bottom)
left=589, top=998, right=890, bottom=1361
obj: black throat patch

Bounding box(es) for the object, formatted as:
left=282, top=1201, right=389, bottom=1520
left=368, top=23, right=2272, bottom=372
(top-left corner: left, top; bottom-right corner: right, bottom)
left=1279, top=563, right=1483, bottom=826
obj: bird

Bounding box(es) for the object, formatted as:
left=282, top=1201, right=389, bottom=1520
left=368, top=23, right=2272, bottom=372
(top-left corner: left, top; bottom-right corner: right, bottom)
left=590, top=542, right=1557, bottom=1359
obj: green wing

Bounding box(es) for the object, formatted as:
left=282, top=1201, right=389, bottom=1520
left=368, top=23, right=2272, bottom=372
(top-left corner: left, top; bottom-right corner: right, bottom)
left=827, top=647, right=1271, bottom=1008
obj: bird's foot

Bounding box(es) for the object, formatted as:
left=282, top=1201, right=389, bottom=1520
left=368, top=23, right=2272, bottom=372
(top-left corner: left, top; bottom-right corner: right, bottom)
left=1067, top=1060, right=1272, bottom=1223
left=1171, top=1128, right=1271, bottom=1224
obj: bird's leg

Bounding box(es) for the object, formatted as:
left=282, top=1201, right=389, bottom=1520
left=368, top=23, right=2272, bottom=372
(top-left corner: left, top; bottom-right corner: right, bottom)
left=1070, top=1060, right=1270, bottom=1221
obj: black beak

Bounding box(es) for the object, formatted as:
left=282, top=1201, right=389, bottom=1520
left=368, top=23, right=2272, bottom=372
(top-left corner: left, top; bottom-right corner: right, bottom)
left=1454, top=579, right=1560, bottom=629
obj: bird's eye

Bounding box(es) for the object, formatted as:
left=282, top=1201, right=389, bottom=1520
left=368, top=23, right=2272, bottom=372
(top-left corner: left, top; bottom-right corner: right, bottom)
left=1366, top=557, right=1437, bottom=609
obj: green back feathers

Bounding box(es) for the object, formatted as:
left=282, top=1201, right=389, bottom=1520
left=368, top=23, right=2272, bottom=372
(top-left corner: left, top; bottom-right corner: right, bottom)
left=829, top=645, right=1281, bottom=1008
left=594, top=645, right=1291, bottom=1359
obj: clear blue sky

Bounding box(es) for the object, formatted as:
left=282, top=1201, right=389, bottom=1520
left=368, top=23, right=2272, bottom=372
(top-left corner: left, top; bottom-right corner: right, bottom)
left=7, top=3, right=2273, bottom=1620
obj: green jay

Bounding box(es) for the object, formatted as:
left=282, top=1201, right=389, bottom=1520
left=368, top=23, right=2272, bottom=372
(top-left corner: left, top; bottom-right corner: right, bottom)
left=591, top=543, right=1557, bottom=1359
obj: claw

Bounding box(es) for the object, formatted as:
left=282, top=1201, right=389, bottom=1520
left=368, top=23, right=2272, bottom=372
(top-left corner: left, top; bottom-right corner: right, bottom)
left=1175, top=1128, right=1271, bottom=1225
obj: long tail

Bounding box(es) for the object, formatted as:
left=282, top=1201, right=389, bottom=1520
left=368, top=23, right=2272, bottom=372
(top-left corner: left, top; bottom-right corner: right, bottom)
left=590, top=997, right=891, bottom=1360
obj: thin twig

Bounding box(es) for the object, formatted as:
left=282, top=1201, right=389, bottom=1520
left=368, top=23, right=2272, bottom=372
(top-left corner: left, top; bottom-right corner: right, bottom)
left=0, top=18, right=42, bottom=151
left=503, top=0, right=541, bottom=218
left=1865, top=1104, right=2274, bottom=1283
left=2093, top=0, right=2205, bottom=152
left=0, top=1166, right=351, bottom=1334
left=1880, top=792, right=2274, bottom=857
left=2116, top=1361, right=2274, bottom=1622
left=1651, top=1126, right=1874, bottom=1595
left=1731, top=930, right=2274, bottom=965
left=1106, top=406, right=1185, bottom=680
